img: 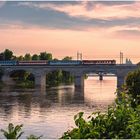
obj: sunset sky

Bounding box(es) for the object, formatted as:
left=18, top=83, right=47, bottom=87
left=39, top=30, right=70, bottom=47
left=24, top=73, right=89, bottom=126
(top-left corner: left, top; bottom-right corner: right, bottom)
left=0, top=1, right=140, bottom=63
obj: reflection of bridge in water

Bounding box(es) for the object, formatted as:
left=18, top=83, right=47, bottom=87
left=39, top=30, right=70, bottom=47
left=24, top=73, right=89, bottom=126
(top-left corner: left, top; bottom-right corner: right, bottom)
left=1, top=64, right=138, bottom=90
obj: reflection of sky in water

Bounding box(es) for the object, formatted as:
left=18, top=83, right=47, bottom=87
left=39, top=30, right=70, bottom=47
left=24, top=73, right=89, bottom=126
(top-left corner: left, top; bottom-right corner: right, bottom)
left=0, top=77, right=116, bottom=138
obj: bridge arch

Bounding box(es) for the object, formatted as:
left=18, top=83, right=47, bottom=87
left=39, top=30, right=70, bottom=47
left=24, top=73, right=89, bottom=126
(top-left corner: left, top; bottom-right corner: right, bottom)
left=2, top=69, right=35, bottom=87
left=45, top=69, right=74, bottom=87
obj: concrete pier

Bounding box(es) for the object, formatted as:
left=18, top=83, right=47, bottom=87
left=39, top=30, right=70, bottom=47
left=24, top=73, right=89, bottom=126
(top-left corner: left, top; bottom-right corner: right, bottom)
left=74, top=75, right=84, bottom=88
left=99, top=74, right=103, bottom=80
left=34, top=73, right=46, bottom=89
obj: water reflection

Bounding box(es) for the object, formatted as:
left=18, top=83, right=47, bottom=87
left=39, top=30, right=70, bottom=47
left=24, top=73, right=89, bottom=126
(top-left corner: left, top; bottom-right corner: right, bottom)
left=0, top=77, right=116, bottom=138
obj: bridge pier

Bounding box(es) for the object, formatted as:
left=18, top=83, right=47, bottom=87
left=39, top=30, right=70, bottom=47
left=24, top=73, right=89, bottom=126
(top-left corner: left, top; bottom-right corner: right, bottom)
left=99, top=74, right=103, bottom=80
left=34, top=73, right=46, bottom=89
left=74, top=75, right=84, bottom=88
left=2, top=74, right=15, bottom=85
left=117, top=75, right=125, bottom=89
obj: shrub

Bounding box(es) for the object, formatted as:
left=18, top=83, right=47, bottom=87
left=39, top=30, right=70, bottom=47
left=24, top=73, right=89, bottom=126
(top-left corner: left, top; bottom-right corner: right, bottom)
left=1, top=123, right=42, bottom=139
left=125, top=69, right=140, bottom=107
left=61, top=93, right=140, bottom=139
left=1, top=123, right=24, bottom=139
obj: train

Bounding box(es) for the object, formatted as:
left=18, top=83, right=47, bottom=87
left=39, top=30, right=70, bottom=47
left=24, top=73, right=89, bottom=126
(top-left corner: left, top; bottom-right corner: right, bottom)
left=0, top=60, right=116, bottom=66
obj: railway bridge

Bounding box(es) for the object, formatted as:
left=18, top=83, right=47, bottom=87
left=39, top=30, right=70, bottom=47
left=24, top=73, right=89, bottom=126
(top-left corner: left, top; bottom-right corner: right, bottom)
left=0, top=64, right=138, bottom=89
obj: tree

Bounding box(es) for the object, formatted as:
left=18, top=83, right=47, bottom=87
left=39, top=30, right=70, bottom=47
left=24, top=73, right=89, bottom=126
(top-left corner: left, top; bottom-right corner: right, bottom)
left=0, top=53, right=4, bottom=60
left=125, top=69, right=140, bottom=106
left=53, top=58, right=59, bottom=61
left=39, top=52, right=52, bottom=60
left=3, top=49, right=13, bottom=60
left=62, top=56, right=72, bottom=61
left=32, top=54, right=39, bottom=60
left=137, top=62, right=140, bottom=67
left=24, top=53, right=31, bottom=60
left=17, top=55, right=24, bottom=61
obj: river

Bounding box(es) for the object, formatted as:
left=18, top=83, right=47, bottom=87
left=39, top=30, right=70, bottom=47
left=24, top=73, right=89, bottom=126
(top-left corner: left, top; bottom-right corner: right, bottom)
left=0, top=77, right=116, bottom=139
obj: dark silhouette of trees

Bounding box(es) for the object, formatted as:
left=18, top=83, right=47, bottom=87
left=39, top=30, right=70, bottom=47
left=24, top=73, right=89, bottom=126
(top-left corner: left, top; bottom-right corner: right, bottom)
left=0, top=49, right=13, bottom=60
left=32, top=54, right=39, bottom=60
left=24, top=53, right=32, bottom=60
left=17, top=55, right=24, bottom=61
left=125, top=69, right=140, bottom=106
left=39, top=52, right=52, bottom=60
left=62, top=56, right=72, bottom=60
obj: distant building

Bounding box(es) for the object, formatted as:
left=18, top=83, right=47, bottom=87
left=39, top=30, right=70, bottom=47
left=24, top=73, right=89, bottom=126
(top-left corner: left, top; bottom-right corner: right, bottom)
left=125, top=58, right=133, bottom=64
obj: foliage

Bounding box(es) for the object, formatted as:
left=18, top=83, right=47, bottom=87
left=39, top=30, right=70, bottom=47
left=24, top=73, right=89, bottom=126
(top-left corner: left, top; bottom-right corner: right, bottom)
left=62, top=56, right=72, bottom=60
left=0, top=123, right=43, bottom=139
left=15, top=80, right=34, bottom=88
left=32, top=54, right=39, bottom=60
left=61, top=93, right=140, bottom=139
left=24, top=53, right=32, bottom=60
left=46, top=70, right=63, bottom=86
left=39, top=52, right=52, bottom=60
left=137, top=62, right=140, bottom=66
left=46, top=70, right=74, bottom=86
left=0, top=49, right=13, bottom=60
left=27, top=134, right=42, bottom=139
left=125, top=69, right=140, bottom=107
left=1, top=123, right=24, bottom=139
left=11, top=70, right=32, bottom=81
left=16, top=55, right=24, bottom=61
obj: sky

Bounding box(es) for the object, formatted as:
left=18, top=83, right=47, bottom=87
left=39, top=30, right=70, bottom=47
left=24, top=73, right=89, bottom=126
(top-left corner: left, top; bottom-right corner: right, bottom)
left=0, top=1, right=140, bottom=63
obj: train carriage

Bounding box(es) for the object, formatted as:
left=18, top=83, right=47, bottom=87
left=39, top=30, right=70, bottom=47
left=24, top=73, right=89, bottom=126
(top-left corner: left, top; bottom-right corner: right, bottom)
left=82, top=60, right=116, bottom=65
left=0, top=60, right=17, bottom=66
left=48, top=60, right=82, bottom=65
left=18, top=60, right=48, bottom=65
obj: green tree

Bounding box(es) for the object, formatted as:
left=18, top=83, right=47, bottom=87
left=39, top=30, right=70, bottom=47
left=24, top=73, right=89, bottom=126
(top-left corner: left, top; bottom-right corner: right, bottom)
left=39, top=52, right=52, bottom=60
left=3, top=49, right=13, bottom=60
left=53, top=58, right=59, bottom=61
left=46, top=70, right=63, bottom=86
left=62, top=56, right=72, bottom=60
left=125, top=69, right=140, bottom=106
left=0, top=53, right=4, bottom=60
left=24, top=53, right=32, bottom=60
left=137, top=62, right=140, bottom=67
left=17, top=55, right=24, bottom=61
left=32, top=54, right=39, bottom=60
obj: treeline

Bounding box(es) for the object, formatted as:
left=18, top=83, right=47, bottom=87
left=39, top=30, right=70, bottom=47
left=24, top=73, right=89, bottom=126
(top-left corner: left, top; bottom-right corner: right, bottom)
left=0, top=49, right=52, bottom=61
left=0, top=49, right=73, bottom=88
left=0, top=49, right=72, bottom=61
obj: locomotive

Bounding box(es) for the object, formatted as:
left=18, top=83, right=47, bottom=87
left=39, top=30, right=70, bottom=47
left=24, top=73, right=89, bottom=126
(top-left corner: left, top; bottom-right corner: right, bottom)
left=0, top=60, right=116, bottom=66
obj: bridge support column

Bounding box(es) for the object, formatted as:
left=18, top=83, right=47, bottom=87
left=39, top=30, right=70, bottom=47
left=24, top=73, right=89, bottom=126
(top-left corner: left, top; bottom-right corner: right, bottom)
left=74, top=75, right=84, bottom=88
left=2, top=74, right=14, bottom=85
left=117, top=75, right=125, bottom=89
left=35, top=73, right=46, bottom=89
left=99, top=74, right=103, bottom=81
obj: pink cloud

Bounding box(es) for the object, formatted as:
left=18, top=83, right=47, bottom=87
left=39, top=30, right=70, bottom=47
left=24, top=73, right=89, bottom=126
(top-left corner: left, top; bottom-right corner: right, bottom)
left=0, top=1, right=6, bottom=8
left=18, top=1, right=140, bottom=20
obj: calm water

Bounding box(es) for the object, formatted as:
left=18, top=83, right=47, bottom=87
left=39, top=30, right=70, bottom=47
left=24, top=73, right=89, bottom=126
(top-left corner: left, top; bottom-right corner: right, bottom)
left=0, top=77, right=116, bottom=139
